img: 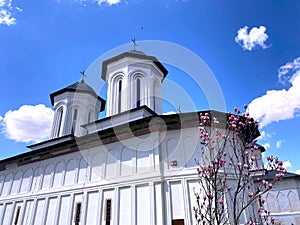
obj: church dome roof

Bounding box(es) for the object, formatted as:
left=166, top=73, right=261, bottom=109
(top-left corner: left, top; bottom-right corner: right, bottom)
left=50, top=80, right=106, bottom=109
left=101, top=51, right=168, bottom=81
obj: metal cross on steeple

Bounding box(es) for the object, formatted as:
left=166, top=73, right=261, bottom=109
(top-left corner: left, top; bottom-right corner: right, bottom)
left=80, top=70, right=87, bottom=82
left=131, top=38, right=137, bottom=51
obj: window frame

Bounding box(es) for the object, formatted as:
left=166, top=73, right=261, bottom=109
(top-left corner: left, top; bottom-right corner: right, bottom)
left=74, top=201, right=82, bottom=225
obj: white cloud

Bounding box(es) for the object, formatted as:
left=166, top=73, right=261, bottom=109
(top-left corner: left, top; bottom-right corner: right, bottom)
left=283, top=161, right=292, bottom=169
left=163, top=111, right=176, bottom=115
left=0, top=9, right=15, bottom=26
left=262, top=142, right=270, bottom=150
left=235, top=26, right=269, bottom=51
left=97, top=0, right=121, bottom=5
left=276, top=140, right=284, bottom=149
left=278, top=57, right=300, bottom=85
left=295, top=170, right=300, bottom=175
left=248, top=57, right=300, bottom=127
left=1, top=104, right=54, bottom=143
left=0, top=0, right=22, bottom=26
left=257, top=130, right=271, bottom=141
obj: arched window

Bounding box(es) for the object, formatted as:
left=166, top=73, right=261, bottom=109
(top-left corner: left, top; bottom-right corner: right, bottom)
left=72, top=109, right=78, bottom=134
left=118, top=80, right=122, bottom=113
left=56, top=107, right=64, bottom=137
left=136, top=78, right=141, bottom=108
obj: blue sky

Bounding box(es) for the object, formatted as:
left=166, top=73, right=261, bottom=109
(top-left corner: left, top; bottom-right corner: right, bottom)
left=0, top=0, right=299, bottom=173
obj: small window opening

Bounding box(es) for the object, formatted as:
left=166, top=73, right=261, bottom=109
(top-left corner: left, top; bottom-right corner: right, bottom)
left=136, top=78, right=141, bottom=108
left=172, top=219, right=184, bottom=225
left=71, top=109, right=78, bottom=134
left=153, top=83, right=156, bottom=111
left=56, top=107, right=64, bottom=137
left=14, top=206, right=21, bottom=225
left=118, top=80, right=122, bottom=113
left=88, top=111, right=92, bottom=123
left=74, top=202, right=82, bottom=225
left=104, top=199, right=112, bottom=225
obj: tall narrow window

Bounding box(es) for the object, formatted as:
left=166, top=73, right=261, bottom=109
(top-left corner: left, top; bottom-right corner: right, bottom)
left=72, top=109, right=78, bottom=134
left=14, top=206, right=21, bottom=225
left=118, top=80, right=122, bottom=113
left=104, top=199, right=112, bottom=225
left=74, top=202, right=82, bottom=225
left=136, top=78, right=141, bottom=108
left=56, top=107, right=63, bottom=137
left=88, top=111, right=92, bottom=123
left=153, top=83, right=156, bottom=111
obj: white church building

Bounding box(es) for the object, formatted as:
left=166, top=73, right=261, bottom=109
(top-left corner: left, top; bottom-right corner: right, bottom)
left=0, top=50, right=294, bottom=225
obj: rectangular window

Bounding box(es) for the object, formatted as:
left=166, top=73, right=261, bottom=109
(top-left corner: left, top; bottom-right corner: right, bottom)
left=74, top=202, right=82, bottom=225
left=14, top=206, right=21, bottom=225
left=104, top=199, right=112, bottom=225
left=172, top=219, right=184, bottom=225
left=258, top=197, right=265, bottom=210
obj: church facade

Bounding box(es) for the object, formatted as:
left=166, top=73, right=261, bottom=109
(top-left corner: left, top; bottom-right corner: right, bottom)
left=0, top=50, right=266, bottom=225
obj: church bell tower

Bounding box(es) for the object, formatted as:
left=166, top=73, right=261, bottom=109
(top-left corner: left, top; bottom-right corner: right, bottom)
left=101, top=50, right=168, bottom=117
left=49, top=78, right=105, bottom=138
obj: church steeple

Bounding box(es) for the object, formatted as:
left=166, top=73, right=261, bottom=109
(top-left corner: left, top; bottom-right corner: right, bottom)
left=101, top=51, right=168, bottom=117
left=49, top=77, right=105, bottom=139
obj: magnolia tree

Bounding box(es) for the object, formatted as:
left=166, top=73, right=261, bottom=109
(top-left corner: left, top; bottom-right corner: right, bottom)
left=193, top=105, right=286, bottom=225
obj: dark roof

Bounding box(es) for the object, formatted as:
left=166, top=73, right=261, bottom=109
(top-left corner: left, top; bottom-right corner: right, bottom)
left=256, top=170, right=300, bottom=181
left=50, top=81, right=106, bottom=111
left=0, top=110, right=260, bottom=169
left=101, top=51, right=168, bottom=81
left=82, top=105, right=157, bottom=128
left=0, top=134, right=76, bottom=166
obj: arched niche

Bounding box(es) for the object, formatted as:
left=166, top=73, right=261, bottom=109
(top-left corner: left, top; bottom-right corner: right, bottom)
left=78, top=158, right=88, bottom=184
left=278, top=191, right=290, bottom=212
left=53, top=161, right=64, bottom=188
left=105, top=149, right=120, bottom=179
left=166, top=138, right=179, bottom=168
left=184, top=136, right=200, bottom=168
left=20, top=168, right=33, bottom=193
left=2, top=172, right=13, bottom=196
left=64, top=159, right=77, bottom=186
left=136, top=142, right=152, bottom=173
left=41, top=164, right=54, bottom=190
left=31, top=167, right=43, bottom=192
left=266, top=193, right=280, bottom=213
left=10, top=171, right=22, bottom=194
left=120, top=147, right=134, bottom=176
left=288, top=190, right=300, bottom=211
left=91, top=152, right=105, bottom=181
